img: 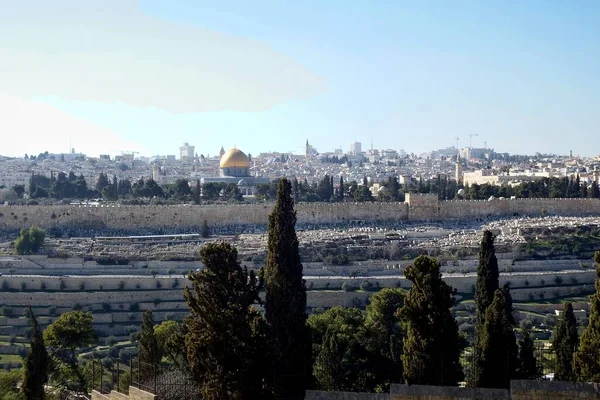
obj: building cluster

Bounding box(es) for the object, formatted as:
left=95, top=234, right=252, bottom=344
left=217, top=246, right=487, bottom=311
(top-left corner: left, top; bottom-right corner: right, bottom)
left=0, top=141, right=599, bottom=201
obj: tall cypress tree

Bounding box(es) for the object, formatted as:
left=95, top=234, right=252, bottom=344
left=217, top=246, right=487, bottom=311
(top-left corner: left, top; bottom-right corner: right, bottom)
left=517, top=327, right=540, bottom=380
left=473, top=230, right=500, bottom=385
left=475, top=231, right=500, bottom=327
left=23, top=307, right=50, bottom=400
left=263, top=178, right=310, bottom=399
left=138, top=311, right=160, bottom=380
left=476, top=289, right=519, bottom=389
left=399, top=256, right=463, bottom=386
left=574, top=251, right=600, bottom=382
left=552, top=302, right=579, bottom=381
left=338, top=176, right=344, bottom=201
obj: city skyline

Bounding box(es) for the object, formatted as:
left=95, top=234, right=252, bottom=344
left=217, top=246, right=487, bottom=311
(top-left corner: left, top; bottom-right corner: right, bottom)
left=1, top=1, right=599, bottom=158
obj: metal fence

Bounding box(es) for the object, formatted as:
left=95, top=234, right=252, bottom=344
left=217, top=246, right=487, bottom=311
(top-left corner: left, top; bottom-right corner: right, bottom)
left=91, top=358, right=200, bottom=399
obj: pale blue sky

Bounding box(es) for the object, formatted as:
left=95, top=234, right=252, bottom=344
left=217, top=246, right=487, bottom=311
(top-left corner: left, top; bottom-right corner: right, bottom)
left=1, top=1, right=599, bottom=157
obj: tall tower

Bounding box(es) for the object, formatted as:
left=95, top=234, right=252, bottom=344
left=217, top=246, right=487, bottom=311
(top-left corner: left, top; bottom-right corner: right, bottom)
left=455, top=155, right=463, bottom=183
left=152, top=163, right=160, bottom=182
left=305, top=140, right=310, bottom=160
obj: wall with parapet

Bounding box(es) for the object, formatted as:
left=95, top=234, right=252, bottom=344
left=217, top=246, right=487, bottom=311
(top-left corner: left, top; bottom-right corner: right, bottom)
left=1, top=197, right=599, bottom=233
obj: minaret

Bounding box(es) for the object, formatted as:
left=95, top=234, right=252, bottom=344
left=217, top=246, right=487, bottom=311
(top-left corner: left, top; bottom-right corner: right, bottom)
left=305, top=140, right=310, bottom=159
left=455, top=155, right=463, bottom=183
left=219, top=146, right=225, bottom=157
left=152, top=163, right=160, bottom=182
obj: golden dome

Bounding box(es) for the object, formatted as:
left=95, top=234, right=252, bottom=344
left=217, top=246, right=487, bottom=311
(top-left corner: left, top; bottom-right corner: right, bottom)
left=220, top=148, right=250, bottom=168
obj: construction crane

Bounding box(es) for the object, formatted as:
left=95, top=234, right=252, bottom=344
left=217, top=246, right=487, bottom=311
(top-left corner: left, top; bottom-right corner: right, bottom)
left=453, top=136, right=460, bottom=149
left=466, top=134, right=479, bottom=149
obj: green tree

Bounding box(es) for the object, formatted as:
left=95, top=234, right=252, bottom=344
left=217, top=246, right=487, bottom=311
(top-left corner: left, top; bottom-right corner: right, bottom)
left=0, top=370, right=24, bottom=400
left=138, top=311, right=161, bottom=379
left=473, top=230, right=500, bottom=384
left=552, top=302, right=579, bottom=381
left=309, top=307, right=373, bottom=392
left=399, top=256, right=463, bottom=386
left=154, top=320, right=180, bottom=364
left=476, top=289, right=518, bottom=389
left=574, top=251, right=600, bottom=382
left=14, top=227, right=46, bottom=255
left=95, top=173, right=109, bottom=193
left=201, top=219, right=210, bottom=238
left=363, top=288, right=405, bottom=392
left=263, top=178, right=310, bottom=399
left=23, top=308, right=50, bottom=400
left=517, top=327, right=540, bottom=380
left=44, top=311, right=97, bottom=394
left=353, top=185, right=373, bottom=202
left=183, top=243, right=272, bottom=400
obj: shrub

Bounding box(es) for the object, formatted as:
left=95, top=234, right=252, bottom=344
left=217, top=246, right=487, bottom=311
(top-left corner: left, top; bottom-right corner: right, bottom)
left=341, top=282, right=354, bottom=292
left=79, top=282, right=85, bottom=291
left=102, top=303, right=112, bottom=312
left=59, top=279, right=66, bottom=290
left=165, top=312, right=174, bottom=321
left=20, top=282, right=26, bottom=291
left=172, top=279, right=179, bottom=289
left=1, top=280, right=9, bottom=291
left=129, top=332, right=138, bottom=342
left=554, top=276, right=563, bottom=285
left=14, top=227, right=46, bottom=255
left=72, top=303, right=82, bottom=311
left=8, top=334, right=16, bottom=345
left=359, top=280, right=373, bottom=291
left=155, top=280, right=162, bottom=289
left=150, top=269, right=158, bottom=278
left=129, top=303, right=140, bottom=312
left=105, top=335, right=118, bottom=346
left=128, top=313, right=135, bottom=321
left=153, top=298, right=161, bottom=307
left=167, top=267, right=176, bottom=276
left=48, top=306, right=57, bottom=316
left=40, top=281, right=47, bottom=290
left=118, top=281, right=125, bottom=290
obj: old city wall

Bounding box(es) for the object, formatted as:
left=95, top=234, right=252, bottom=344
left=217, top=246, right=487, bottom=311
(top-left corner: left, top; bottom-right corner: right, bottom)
left=0, top=202, right=410, bottom=231
left=0, top=198, right=599, bottom=231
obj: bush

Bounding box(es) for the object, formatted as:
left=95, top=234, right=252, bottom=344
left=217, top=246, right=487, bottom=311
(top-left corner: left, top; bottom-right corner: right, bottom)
left=14, top=227, right=46, bottom=255
left=59, top=279, right=66, bottom=290
left=172, top=279, right=179, bottom=289
left=102, top=303, right=112, bottom=312
left=1, top=280, right=8, bottom=291
left=129, top=303, right=140, bottom=312
left=341, top=282, right=354, bottom=292
left=129, top=332, right=138, bottom=342
left=20, top=282, right=26, bottom=291
left=79, top=282, right=85, bottom=291
left=118, top=281, right=125, bottom=290
left=105, top=335, right=118, bottom=347
left=359, top=280, right=373, bottom=291
left=167, top=267, right=176, bottom=276
left=554, top=276, right=563, bottom=285
left=156, top=280, right=162, bottom=289
left=8, top=334, right=16, bottom=345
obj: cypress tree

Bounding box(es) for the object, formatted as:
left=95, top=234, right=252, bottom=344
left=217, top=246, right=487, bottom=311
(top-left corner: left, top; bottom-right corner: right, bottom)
left=399, top=256, right=463, bottom=386
left=552, top=302, right=579, bottom=381
left=263, top=178, right=310, bottom=399
left=138, top=310, right=160, bottom=380
left=475, top=231, right=500, bottom=327
left=574, top=251, right=600, bottom=382
left=23, top=307, right=50, bottom=400
left=473, top=230, right=500, bottom=385
left=476, top=289, right=518, bottom=389
left=184, top=242, right=272, bottom=399
left=517, top=327, right=540, bottom=380
left=339, top=176, right=344, bottom=201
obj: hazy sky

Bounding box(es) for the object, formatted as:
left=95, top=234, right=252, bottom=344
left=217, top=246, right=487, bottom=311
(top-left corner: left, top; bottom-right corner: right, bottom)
left=1, top=0, right=599, bottom=158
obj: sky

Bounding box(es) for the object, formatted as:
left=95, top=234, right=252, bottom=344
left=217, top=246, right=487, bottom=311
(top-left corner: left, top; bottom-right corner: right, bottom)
left=1, top=0, right=599, bottom=158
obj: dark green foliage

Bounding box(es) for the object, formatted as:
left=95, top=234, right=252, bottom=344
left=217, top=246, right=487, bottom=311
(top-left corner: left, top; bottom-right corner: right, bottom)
left=138, top=311, right=160, bottom=379
left=473, top=230, right=500, bottom=385
left=263, top=178, right=311, bottom=399
left=14, top=227, right=46, bottom=255
left=309, top=307, right=373, bottom=392
left=399, top=256, right=463, bottom=386
left=201, top=219, right=210, bottom=238
left=44, top=311, right=97, bottom=393
left=183, top=242, right=272, bottom=400
left=517, top=328, right=540, bottom=380
left=574, top=251, right=600, bottom=382
left=476, top=289, right=518, bottom=389
left=552, top=302, right=579, bottom=381
left=363, top=288, right=405, bottom=392
left=475, top=231, right=499, bottom=327
left=23, top=308, right=50, bottom=400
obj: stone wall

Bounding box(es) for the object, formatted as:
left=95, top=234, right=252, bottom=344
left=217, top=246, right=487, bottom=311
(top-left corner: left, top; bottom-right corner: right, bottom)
left=91, top=387, right=156, bottom=400
left=1, top=197, right=599, bottom=233
left=306, top=380, right=600, bottom=399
